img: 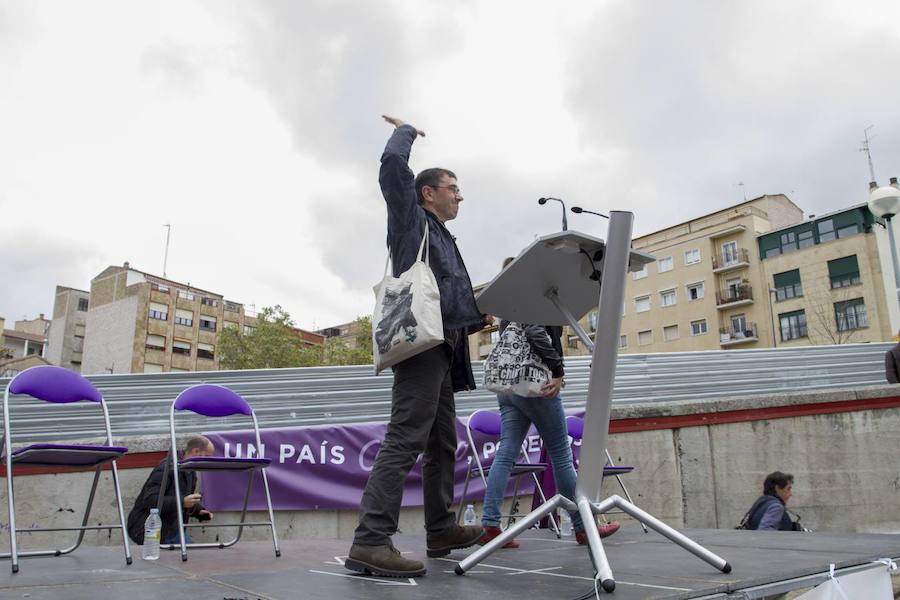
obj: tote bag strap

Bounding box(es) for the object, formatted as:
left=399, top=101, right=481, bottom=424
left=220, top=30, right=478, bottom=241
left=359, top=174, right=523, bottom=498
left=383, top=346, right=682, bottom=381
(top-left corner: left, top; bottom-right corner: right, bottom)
left=382, top=220, right=429, bottom=277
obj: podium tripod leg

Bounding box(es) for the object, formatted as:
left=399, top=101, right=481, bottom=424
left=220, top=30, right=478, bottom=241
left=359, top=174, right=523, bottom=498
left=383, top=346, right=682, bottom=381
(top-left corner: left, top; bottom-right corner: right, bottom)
left=591, top=495, right=731, bottom=574
left=455, top=494, right=565, bottom=575
left=577, top=496, right=616, bottom=592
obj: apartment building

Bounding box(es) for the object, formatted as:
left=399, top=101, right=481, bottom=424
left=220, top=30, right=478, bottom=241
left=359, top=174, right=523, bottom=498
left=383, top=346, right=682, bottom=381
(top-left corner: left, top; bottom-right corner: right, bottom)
left=46, top=287, right=91, bottom=371
left=2, top=314, right=49, bottom=360
left=80, top=263, right=322, bottom=374
left=757, top=203, right=899, bottom=346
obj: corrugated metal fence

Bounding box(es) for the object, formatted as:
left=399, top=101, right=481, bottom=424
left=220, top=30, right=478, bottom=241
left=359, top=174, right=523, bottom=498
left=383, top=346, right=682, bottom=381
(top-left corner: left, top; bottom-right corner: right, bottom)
left=0, top=343, right=892, bottom=442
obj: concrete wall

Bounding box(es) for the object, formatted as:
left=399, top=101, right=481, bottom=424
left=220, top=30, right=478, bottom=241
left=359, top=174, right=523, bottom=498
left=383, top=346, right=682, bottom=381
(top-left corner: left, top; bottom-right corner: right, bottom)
left=2, top=384, right=898, bottom=552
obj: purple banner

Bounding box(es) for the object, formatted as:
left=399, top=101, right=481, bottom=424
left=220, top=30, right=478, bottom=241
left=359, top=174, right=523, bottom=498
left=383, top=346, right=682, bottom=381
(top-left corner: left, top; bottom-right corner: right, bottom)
left=202, top=418, right=558, bottom=512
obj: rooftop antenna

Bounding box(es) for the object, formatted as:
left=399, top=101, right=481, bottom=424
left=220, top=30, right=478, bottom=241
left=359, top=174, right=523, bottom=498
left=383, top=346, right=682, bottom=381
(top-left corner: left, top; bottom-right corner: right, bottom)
left=162, top=224, right=172, bottom=278
left=736, top=181, right=747, bottom=201
left=859, top=125, right=877, bottom=183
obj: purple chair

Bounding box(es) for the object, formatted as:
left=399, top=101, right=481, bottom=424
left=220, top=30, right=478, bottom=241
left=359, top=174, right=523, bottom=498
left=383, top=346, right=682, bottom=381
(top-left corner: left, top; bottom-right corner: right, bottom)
left=163, top=384, right=280, bottom=561
left=456, top=409, right=558, bottom=533
left=565, top=415, right=646, bottom=533
left=1, top=365, right=132, bottom=573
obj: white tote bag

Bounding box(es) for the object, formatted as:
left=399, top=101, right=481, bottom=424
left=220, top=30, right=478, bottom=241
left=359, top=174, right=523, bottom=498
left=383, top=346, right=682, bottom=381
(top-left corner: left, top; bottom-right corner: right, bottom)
left=483, top=322, right=553, bottom=397
left=372, top=223, right=444, bottom=374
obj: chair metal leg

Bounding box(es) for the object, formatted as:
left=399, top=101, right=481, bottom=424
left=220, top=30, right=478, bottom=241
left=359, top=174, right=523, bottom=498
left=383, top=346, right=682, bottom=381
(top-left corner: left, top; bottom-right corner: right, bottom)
left=259, top=469, right=280, bottom=557
left=605, top=448, right=648, bottom=533
left=530, top=471, right=560, bottom=536
left=109, top=461, right=133, bottom=564
left=54, top=467, right=101, bottom=556
left=455, top=468, right=473, bottom=525
left=506, top=474, right=522, bottom=528
left=5, top=454, right=18, bottom=573
left=169, top=452, right=188, bottom=561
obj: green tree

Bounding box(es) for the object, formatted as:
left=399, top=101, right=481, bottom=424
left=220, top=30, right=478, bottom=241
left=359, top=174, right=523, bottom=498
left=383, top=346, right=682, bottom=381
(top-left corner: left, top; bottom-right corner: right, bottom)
left=218, top=305, right=320, bottom=370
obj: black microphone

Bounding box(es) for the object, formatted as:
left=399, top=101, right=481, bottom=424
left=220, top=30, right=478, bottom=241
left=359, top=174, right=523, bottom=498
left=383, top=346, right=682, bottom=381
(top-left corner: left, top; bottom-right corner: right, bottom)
left=571, top=206, right=609, bottom=219
left=537, top=197, right=567, bottom=231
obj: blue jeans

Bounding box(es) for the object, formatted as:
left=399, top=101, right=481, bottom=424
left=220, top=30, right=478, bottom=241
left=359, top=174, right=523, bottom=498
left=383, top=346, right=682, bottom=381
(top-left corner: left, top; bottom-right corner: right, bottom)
left=481, top=394, right=584, bottom=531
left=162, top=531, right=192, bottom=544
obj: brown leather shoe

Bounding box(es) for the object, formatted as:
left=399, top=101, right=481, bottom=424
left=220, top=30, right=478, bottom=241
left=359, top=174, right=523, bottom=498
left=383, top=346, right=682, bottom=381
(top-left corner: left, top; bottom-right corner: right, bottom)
left=426, top=524, right=484, bottom=557
left=344, top=543, right=426, bottom=577
left=479, top=525, right=520, bottom=549
left=575, top=521, right=621, bottom=545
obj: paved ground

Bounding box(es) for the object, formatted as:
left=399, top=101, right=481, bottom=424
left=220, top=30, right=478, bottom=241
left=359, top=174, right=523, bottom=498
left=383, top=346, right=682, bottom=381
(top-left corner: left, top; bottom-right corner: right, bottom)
left=1, top=527, right=898, bottom=599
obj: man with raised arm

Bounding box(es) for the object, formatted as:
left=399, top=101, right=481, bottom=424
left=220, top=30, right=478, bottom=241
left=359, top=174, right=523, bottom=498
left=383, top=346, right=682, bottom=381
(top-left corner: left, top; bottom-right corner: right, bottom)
left=345, top=116, right=489, bottom=578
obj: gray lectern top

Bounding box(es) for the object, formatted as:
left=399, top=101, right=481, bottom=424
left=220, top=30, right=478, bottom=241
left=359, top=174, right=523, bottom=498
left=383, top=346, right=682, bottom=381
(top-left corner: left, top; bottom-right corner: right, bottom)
left=475, top=230, right=656, bottom=325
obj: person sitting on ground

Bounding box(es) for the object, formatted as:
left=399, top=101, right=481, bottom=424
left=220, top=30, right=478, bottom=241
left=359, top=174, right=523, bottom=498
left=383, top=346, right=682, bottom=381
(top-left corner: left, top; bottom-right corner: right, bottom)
left=884, top=330, right=900, bottom=383
left=127, top=435, right=215, bottom=545
left=743, top=471, right=799, bottom=531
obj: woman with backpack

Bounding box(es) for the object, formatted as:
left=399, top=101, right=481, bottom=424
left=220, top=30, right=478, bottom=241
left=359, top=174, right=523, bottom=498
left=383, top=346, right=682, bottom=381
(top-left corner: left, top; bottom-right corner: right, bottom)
left=741, top=471, right=802, bottom=531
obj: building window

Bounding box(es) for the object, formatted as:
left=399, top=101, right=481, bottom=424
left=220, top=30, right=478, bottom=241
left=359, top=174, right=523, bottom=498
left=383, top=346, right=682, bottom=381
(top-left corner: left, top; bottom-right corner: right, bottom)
left=779, top=310, right=807, bottom=341
left=199, top=315, right=217, bottom=332
left=201, top=297, right=218, bottom=307
left=828, top=255, right=861, bottom=289
left=143, top=363, right=164, bottom=373
left=173, top=340, right=191, bottom=355
left=633, top=265, right=648, bottom=280
left=687, top=281, right=704, bottom=301
left=798, top=229, right=814, bottom=249
left=197, top=343, right=215, bottom=360
left=663, top=324, right=678, bottom=341
left=690, top=319, right=708, bottom=336
left=77, top=298, right=89, bottom=312
left=637, top=330, right=652, bottom=346
left=145, top=334, right=166, bottom=351
left=151, top=283, right=170, bottom=293
left=835, top=298, right=868, bottom=331
left=243, top=325, right=256, bottom=335
left=657, top=257, right=673, bottom=273
left=684, top=249, right=701, bottom=265
left=74, top=324, right=86, bottom=337
left=660, top=289, right=676, bottom=307
left=149, top=302, right=169, bottom=321
left=635, top=295, right=651, bottom=312
left=224, top=320, right=239, bottom=330
left=780, top=232, right=797, bottom=254
left=730, top=314, right=747, bottom=335
left=773, top=269, right=803, bottom=301
left=175, top=308, right=194, bottom=327
left=817, top=219, right=836, bottom=243
left=177, top=290, right=195, bottom=301
left=837, top=223, right=860, bottom=238
left=225, top=301, right=241, bottom=312
left=619, top=335, right=627, bottom=348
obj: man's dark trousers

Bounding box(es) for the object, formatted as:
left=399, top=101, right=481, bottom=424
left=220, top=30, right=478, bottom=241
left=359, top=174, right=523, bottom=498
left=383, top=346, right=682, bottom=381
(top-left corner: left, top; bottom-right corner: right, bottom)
left=354, top=343, right=458, bottom=545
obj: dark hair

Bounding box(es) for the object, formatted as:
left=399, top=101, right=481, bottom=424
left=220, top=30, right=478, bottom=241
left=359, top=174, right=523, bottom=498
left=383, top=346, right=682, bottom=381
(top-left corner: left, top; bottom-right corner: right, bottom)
left=414, top=168, right=456, bottom=205
left=763, top=471, right=793, bottom=495
left=184, top=435, right=212, bottom=454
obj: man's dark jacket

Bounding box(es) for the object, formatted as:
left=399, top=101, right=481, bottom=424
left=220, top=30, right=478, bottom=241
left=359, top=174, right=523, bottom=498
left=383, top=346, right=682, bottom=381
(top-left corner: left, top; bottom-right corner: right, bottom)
left=380, top=125, right=483, bottom=391
left=885, top=343, right=900, bottom=383
left=127, top=459, right=205, bottom=544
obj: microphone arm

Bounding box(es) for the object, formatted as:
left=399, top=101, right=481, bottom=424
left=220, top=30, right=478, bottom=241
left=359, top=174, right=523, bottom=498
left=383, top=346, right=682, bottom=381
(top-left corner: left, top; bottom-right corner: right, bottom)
left=538, top=197, right=568, bottom=231
left=571, top=206, right=610, bottom=219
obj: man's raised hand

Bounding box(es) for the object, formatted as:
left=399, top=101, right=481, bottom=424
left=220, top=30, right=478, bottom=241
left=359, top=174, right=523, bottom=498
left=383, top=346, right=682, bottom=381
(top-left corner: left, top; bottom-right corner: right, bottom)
left=382, top=114, right=425, bottom=137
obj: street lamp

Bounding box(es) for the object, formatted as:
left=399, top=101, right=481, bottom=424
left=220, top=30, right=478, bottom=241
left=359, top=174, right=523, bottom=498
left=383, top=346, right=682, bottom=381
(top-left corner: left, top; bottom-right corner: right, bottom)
left=867, top=180, right=900, bottom=303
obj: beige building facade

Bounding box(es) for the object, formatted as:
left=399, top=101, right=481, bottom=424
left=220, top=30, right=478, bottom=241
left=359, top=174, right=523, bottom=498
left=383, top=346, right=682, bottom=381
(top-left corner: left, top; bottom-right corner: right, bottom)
left=46, top=287, right=91, bottom=371
left=468, top=192, right=900, bottom=360
left=78, top=263, right=330, bottom=374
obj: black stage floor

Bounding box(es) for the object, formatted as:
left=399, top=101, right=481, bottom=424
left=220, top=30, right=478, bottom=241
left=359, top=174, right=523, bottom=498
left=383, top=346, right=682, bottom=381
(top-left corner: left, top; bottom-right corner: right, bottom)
left=1, top=527, right=898, bottom=599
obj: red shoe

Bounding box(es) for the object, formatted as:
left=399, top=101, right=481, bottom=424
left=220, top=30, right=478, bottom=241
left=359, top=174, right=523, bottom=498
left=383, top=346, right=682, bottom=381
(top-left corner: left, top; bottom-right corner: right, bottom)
left=575, top=521, right=620, bottom=545
left=479, top=525, right=520, bottom=549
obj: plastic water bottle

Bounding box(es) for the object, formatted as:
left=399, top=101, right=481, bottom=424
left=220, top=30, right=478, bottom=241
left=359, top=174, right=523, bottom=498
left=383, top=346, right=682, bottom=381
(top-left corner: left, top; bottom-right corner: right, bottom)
left=142, top=508, right=161, bottom=560
left=463, top=504, right=477, bottom=526
left=559, top=510, right=573, bottom=537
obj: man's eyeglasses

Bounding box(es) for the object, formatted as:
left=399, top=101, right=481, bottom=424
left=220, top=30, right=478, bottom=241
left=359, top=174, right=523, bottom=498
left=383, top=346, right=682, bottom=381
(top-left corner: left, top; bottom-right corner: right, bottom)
left=429, top=185, right=462, bottom=196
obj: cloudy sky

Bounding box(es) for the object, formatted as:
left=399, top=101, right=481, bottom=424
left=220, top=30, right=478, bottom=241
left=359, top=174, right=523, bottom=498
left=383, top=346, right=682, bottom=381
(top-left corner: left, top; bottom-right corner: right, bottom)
left=3, top=1, right=900, bottom=331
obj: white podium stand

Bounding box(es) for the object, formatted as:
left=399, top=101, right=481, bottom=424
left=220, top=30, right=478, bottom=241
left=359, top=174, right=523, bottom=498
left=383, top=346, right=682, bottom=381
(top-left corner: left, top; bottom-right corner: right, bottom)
left=454, top=212, right=731, bottom=592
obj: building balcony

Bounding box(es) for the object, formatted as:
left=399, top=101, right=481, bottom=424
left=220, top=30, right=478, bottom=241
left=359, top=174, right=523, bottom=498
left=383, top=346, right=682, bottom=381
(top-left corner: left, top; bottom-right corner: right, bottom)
left=716, top=283, right=754, bottom=308
left=719, top=322, right=759, bottom=346
left=712, top=248, right=750, bottom=273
